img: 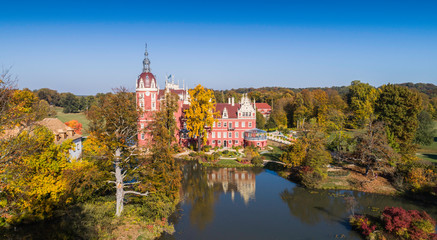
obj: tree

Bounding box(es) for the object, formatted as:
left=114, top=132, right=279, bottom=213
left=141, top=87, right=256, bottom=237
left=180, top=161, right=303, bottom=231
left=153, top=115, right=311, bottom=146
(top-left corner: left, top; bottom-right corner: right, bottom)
left=354, top=121, right=398, bottom=176
left=65, top=120, right=83, bottom=135
left=280, top=139, right=308, bottom=167
left=375, top=84, right=422, bottom=151
left=35, top=88, right=60, bottom=106
left=414, top=110, right=436, bottom=146
left=185, top=84, right=219, bottom=152
left=87, top=87, right=148, bottom=217
left=60, top=92, right=81, bottom=113
left=0, top=126, right=98, bottom=225
left=312, top=89, right=329, bottom=127
left=150, top=92, right=179, bottom=147
left=346, top=80, right=379, bottom=128
left=142, top=95, right=182, bottom=203
left=255, top=111, right=266, bottom=129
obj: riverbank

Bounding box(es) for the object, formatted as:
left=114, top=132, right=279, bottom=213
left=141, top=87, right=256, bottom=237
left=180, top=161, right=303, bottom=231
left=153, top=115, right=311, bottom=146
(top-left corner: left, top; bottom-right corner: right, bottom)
left=265, top=163, right=398, bottom=195
left=0, top=196, right=178, bottom=240
left=320, top=164, right=397, bottom=194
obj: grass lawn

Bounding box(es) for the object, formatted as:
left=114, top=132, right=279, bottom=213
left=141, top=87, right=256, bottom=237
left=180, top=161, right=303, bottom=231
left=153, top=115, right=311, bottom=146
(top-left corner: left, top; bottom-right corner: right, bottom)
left=261, top=145, right=284, bottom=161
left=55, top=107, right=90, bottom=136
left=417, top=121, right=437, bottom=164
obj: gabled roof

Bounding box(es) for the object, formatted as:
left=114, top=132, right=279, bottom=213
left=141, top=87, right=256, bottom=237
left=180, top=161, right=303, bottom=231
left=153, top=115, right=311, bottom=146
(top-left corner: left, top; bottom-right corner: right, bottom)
left=255, top=103, right=271, bottom=110
left=215, top=103, right=241, bottom=118
left=37, top=118, right=82, bottom=143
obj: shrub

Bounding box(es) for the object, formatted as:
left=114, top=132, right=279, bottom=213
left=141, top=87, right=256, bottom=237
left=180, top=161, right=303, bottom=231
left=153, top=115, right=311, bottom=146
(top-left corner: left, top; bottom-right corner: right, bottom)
left=406, top=167, right=437, bottom=192
left=382, top=207, right=436, bottom=240
left=202, top=145, right=211, bottom=152
left=299, top=166, right=323, bottom=188
left=251, top=156, right=263, bottom=166
left=349, top=215, right=377, bottom=237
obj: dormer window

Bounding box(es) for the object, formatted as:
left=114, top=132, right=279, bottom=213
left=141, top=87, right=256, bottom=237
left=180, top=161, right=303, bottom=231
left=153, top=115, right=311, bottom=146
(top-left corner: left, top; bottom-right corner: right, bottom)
left=223, top=107, right=228, bottom=118
left=139, top=80, right=144, bottom=88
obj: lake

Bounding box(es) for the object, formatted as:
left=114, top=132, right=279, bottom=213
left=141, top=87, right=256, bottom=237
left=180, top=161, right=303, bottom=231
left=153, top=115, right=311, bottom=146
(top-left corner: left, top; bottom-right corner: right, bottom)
left=161, top=162, right=437, bottom=240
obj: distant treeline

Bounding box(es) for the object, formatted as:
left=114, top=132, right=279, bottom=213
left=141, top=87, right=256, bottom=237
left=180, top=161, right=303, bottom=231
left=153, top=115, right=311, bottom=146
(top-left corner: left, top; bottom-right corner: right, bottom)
left=32, top=88, right=99, bottom=113
left=213, top=82, right=437, bottom=131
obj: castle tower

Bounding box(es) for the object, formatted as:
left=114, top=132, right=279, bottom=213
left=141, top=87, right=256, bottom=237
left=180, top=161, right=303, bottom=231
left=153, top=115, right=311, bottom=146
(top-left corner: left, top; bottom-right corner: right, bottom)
left=136, top=44, right=159, bottom=147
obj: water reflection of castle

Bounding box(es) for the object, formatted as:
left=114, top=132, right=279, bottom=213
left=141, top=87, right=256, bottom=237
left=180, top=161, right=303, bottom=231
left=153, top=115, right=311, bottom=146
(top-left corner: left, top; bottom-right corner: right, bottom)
left=206, top=168, right=256, bottom=204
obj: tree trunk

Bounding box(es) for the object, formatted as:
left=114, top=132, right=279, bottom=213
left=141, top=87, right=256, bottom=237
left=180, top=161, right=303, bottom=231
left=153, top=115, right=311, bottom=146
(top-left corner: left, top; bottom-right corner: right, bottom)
left=115, top=149, right=124, bottom=217
left=197, top=134, right=202, bottom=152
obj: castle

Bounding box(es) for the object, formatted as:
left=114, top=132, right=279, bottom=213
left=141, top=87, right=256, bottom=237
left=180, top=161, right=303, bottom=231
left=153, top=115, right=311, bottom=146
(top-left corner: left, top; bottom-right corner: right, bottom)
left=136, top=46, right=267, bottom=149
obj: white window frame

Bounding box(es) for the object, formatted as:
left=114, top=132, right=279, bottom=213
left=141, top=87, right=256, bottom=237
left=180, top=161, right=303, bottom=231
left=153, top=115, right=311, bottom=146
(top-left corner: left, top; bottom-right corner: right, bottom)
left=224, top=122, right=227, bottom=127
left=218, top=132, right=221, bottom=138
left=212, top=132, right=216, bottom=138
left=242, top=121, right=245, bottom=127
left=218, top=122, right=221, bottom=127
left=228, top=132, right=232, bottom=138
left=235, top=132, right=239, bottom=138
left=249, top=122, right=252, bottom=127
left=235, top=122, right=239, bottom=127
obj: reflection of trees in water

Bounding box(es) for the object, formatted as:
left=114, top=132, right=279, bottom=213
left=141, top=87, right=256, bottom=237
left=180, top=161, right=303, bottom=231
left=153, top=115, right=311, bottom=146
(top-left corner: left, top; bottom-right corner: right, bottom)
left=280, top=188, right=350, bottom=225
left=281, top=187, right=437, bottom=228
left=182, top=163, right=221, bottom=230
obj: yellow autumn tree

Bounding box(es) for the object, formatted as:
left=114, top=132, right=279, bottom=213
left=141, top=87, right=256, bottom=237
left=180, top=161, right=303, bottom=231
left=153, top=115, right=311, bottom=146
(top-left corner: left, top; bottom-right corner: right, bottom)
left=1, top=126, right=72, bottom=224
left=185, top=84, right=220, bottom=152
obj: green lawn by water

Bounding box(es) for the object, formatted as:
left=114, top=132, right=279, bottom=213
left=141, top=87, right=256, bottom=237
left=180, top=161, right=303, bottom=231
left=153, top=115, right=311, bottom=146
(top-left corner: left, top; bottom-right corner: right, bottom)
left=417, top=121, right=437, bottom=164
left=261, top=145, right=284, bottom=161
left=55, top=107, right=90, bottom=136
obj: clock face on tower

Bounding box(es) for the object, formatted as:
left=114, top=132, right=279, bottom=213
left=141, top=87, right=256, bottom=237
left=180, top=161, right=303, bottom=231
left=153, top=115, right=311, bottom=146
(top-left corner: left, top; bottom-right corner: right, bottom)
left=145, top=91, right=150, bottom=96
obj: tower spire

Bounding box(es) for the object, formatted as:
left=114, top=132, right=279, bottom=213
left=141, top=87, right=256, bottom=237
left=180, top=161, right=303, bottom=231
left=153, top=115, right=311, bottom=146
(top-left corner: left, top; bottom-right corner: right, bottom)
left=142, top=43, right=151, bottom=73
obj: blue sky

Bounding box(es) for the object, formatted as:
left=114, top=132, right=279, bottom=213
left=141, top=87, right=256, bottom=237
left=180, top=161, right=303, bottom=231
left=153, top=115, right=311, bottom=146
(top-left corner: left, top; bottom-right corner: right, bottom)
left=1, top=0, right=436, bottom=95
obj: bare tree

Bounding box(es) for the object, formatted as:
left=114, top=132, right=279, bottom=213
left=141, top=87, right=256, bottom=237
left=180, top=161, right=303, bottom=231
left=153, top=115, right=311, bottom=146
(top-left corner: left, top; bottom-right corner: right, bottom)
left=87, top=87, right=148, bottom=216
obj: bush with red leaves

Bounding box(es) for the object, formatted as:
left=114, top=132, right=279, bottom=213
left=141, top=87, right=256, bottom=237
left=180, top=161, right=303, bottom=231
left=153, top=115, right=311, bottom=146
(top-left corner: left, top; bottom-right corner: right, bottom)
left=350, top=215, right=377, bottom=236
left=382, top=207, right=436, bottom=240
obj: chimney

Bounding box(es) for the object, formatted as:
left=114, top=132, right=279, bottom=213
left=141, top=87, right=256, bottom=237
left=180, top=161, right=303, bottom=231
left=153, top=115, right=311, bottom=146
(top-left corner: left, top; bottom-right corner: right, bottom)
left=232, top=97, right=234, bottom=106
left=228, top=98, right=231, bottom=104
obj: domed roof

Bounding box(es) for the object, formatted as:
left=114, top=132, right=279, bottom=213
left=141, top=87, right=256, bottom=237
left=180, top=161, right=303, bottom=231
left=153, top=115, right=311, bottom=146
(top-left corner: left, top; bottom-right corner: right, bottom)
left=137, top=72, right=157, bottom=89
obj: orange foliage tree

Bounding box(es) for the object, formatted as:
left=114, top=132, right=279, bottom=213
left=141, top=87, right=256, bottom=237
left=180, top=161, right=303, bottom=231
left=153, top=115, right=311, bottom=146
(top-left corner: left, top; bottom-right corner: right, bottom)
left=65, top=120, right=83, bottom=134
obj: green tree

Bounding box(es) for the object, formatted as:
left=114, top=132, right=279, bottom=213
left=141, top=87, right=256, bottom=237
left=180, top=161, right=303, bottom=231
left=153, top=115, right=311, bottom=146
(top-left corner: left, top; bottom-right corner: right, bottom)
left=152, top=92, right=179, bottom=147
left=87, top=87, right=148, bottom=217
left=414, top=110, right=436, bottom=146
left=139, top=93, right=182, bottom=206
left=60, top=92, right=81, bottom=113
left=185, top=84, right=219, bottom=152
left=265, top=114, right=277, bottom=129
left=375, top=84, right=422, bottom=151
left=35, top=88, right=60, bottom=106
left=346, top=80, right=379, bottom=128
left=256, top=111, right=266, bottom=129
